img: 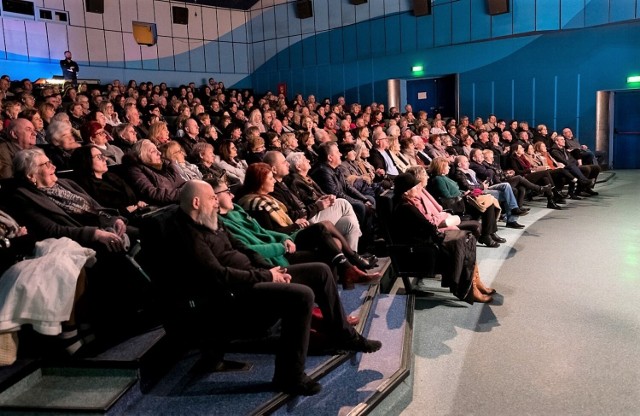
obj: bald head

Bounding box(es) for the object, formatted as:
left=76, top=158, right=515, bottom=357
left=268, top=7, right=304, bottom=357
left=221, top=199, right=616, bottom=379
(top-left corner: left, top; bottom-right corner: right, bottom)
left=180, top=180, right=211, bottom=212
left=7, top=118, right=36, bottom=150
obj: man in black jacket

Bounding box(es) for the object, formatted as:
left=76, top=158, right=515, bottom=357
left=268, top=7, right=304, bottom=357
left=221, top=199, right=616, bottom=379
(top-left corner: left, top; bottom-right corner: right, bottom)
left=152, top=180, right=381, bottom=396
left=550, top=136, right=598, bottom=196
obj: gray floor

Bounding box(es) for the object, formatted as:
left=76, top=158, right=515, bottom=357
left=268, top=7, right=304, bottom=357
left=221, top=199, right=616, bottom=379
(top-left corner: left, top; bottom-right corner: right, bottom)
left=403, top=171, right=640, bottom=416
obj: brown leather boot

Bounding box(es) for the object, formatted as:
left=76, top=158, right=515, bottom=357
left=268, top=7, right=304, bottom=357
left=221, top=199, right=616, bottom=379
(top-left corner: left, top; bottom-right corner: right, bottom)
left=341, top=266, right=381, bottom=290
left=472, top=280, right=493, bottom=303
left=473, top=264, right=496, bottom=295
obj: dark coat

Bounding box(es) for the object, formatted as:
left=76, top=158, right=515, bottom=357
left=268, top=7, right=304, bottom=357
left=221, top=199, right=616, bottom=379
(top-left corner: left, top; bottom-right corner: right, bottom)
left=10, top=178, right=122, bottom=247
left=125, top=159, right=186, bottom=205
left=73, top=172, right=139, bottom=217
left=310, top=163, right=368, bottom=206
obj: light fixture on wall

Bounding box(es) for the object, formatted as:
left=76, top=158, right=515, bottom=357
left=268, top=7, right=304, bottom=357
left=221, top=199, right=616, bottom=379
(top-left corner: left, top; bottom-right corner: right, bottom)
left=412, top=65, right=424, bottom=76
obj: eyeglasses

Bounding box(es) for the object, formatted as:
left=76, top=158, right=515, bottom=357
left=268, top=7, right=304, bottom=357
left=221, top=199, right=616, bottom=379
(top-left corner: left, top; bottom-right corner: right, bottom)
left=38, top=160, right=54, bottom=168
left=95, top=130, right=107, bottom=136
left=92, top=153, right=106, bottom=160
left=215, top=188, right=232, bottom=195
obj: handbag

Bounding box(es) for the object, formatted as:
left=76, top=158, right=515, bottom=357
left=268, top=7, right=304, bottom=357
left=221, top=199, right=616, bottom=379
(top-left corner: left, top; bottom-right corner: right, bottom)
left=465, top=193, right=496, bottom=213
left=440, top=196, right=466, bottom=215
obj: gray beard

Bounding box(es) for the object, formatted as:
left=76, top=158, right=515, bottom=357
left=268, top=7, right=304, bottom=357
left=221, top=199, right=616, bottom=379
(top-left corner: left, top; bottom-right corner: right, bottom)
left=196, top=211, right=218, bottom=232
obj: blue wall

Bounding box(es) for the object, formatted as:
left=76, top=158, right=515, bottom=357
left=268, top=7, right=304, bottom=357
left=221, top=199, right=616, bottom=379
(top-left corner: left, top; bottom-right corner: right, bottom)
left=248, top=0, right=640, bottom=147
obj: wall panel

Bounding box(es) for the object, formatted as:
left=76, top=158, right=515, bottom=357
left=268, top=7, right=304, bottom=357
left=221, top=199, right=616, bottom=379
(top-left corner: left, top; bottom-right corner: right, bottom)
left=342, top=25, right=357, bottom=62
left=43, top=0, right=63, bottom=9
left=560, top=0, right=584, bottom=29
left=2, top=22, right=29, bottom=63
left=140, top=42, right=159, bottom=70
left=451, top=0, right=471, bottom=43
left=231, top=10, right=247, bottom=42
left=137, top=0, right=155, bottom=24
left=302, top=36, right=316, bottom=66
left=434, top=3, right=452, bottom=46
left=187, top=5, right=204, bottom=39
left=289, top=36, right=302, bottom=68
left=118, top=0, right=136, bottom=32
left=585, top=0, right=610, bottom=27
left=274, top=3, right=289, bottom=38
left=86, top=28, right=107, bottom=64
left=470, top=0, right=491, bottom=40
left=202, top=8, right=219, bottom=40
left=536, top=0, right=560, bottom=31
left=513, top=0, right=536, bottom=34
left=314, top=0, right=330, bottom=32
left=205, top=41, right=221, bottom=73
left=173, top=38, right=191, bottom=71
left=217, top=8, right=232, bottom=41
left=384, top=14, right=401, bottom=54
left=25, top=21, right=49, bottom=62
left=356, top=20, right=371, bottom=59
left=103, top=1, right=122, bottom=32
left=400, top=13, right=417, bottom=52
left=123, top=32, right=143, bottom=69
left=156, top=36, right=174, bottom=70
left=66, top=25, right=89, bottom=63
left=189, top=40, right=206, bottom=72
left=234, top=43, right=249, bottom=73
left=104, top=31, right=124, bottom=67
left=341, top=2, right=356, bottom=27
left=66, top=0, right=85, bottom=27
left=415, top=14, right=433, bottom=50
left=154, top=1, right=172, bottom=37
left=219, top=42, right=235, bottom=73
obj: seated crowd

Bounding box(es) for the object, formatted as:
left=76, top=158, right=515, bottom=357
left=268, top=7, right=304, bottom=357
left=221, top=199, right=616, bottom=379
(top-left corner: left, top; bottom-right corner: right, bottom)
left=0, top=75, right=602, bottom=394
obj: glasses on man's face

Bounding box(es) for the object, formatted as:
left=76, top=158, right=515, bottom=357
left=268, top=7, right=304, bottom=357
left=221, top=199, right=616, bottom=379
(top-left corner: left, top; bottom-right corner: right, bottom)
left=38, top=160, right=54, bottom=168
left=215, top=188, right=232, bottom=196
left=95, top=130, right=107, bottom=136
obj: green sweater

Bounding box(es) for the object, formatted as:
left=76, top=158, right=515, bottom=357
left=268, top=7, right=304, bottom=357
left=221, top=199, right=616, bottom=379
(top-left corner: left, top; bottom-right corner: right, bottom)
left=219, top=204, right=292, bottom=267
left=432, top=175, right=462, bottom=199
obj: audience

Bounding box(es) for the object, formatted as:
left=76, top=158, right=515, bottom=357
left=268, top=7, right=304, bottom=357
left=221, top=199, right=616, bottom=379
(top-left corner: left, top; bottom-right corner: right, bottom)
left=0, top=76, right=605, bottom=395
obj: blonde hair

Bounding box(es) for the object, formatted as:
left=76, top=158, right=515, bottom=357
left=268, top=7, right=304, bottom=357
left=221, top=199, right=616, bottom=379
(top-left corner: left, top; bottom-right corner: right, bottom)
left=429, top=157, right=450, bottom=176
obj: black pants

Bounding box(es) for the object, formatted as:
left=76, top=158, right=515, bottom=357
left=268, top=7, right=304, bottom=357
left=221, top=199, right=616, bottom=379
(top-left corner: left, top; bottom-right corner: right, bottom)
left=188, top=262, right=353, bottom=384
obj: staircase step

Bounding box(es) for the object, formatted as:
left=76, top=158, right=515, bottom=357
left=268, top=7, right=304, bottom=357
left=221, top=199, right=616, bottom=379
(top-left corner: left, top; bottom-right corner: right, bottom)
left=271, top=293, right=414, bottom=415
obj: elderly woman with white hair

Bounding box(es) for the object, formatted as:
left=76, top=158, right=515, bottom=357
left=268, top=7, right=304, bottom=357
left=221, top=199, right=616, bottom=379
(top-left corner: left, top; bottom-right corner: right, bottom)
left=124, top=139, right=186, bottom=205
left=44, top=120, right=81, bottom=171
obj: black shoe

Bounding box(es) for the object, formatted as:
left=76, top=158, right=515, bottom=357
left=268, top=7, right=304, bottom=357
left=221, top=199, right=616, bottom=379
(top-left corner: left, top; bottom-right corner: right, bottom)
left=506, top=221, right=525, bottom=229
left=569, top=193, right=583, bottom=200
left=478, top=235, right=500, bottom=247
left=539, top=184, right=554, bottom=196
left=547, top=200, right=562, bottom=210
left=273, top=373, right=322, bottom=396
left=583, top=188, right=599, bottom=196
left=350, top=254, right=373, bottom=270
left=553, top=195, right=567, bottom=204
left=338, top=333, right=382, bottom=353
left=511, top=208, right=529, bottom=216
left=490, top=233, right=506, bottom=243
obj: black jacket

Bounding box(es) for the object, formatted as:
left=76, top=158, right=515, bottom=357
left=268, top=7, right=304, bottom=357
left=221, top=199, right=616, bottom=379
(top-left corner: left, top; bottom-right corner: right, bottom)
left=310, top=163, right=368, bottom=206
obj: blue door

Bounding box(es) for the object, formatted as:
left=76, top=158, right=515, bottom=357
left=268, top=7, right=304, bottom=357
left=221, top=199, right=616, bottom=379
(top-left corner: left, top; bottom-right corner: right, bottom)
left=613, top=90, right=640, bottom=169
left=406, top=74, right=456, bottom=119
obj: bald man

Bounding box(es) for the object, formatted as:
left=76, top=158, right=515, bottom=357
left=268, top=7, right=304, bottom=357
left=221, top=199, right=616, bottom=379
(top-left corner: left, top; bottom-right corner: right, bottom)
left=153, top=180, right=381, bottom=396
left=0, top=118, right=37, bottom=179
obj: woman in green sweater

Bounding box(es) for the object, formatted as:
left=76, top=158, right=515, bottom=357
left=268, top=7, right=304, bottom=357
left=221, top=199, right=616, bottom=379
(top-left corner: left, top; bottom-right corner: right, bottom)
left=427, top=157, right=502, bottom=247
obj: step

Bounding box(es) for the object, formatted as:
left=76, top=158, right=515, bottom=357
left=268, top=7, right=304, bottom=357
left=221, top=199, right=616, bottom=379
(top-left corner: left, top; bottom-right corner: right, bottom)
left=270, top=293, right=414, bottom=416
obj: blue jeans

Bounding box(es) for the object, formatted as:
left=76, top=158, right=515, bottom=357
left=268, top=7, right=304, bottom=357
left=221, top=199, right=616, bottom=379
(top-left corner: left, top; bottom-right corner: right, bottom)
left=487, top=182, right=519, bottom=222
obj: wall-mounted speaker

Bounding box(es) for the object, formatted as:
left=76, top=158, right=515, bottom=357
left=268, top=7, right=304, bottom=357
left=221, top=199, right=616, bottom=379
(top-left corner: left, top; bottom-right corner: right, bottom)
left=413, top=0, right=431, bottom=16
left=132, top=21, right=157, bottom=46
left=172, top=6, right=189, bottom=25
left=296, top=0, right=313, bottom=19
left=486, top=0, right=509, bottom=15
left=85, top=0, right=104, bottom=14
left=350, top=0, right=367, bottom=4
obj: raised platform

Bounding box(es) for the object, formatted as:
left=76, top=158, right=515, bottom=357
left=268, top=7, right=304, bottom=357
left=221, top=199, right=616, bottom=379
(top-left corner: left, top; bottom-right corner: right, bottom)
left=0, top=257, right=415, bottom=415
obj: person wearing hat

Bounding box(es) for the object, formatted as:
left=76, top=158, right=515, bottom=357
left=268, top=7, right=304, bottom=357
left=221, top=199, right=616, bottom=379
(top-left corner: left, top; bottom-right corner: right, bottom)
left=391, top=172, right=494, bottom=303
left=81, top=121, right=123, bottom=165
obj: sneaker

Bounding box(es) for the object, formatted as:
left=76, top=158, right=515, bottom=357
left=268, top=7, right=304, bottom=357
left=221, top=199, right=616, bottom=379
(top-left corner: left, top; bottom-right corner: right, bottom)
left=338, top=333, right=382, bottom=353
left=273, top=373, right=322, bottom=396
